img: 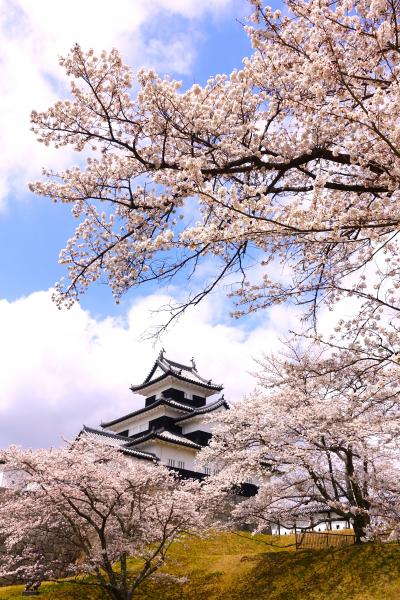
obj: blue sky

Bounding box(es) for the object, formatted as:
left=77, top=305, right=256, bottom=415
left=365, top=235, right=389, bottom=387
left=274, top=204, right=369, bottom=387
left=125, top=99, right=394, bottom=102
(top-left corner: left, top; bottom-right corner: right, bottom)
left=0, top=0, right=252, bottom=316
left=0, top=0, right=294, bottom=449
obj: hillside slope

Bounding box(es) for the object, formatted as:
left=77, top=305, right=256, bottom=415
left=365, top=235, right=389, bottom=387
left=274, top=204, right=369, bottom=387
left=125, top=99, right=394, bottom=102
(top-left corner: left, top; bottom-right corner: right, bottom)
left=0, top=533, right=399, bottom=599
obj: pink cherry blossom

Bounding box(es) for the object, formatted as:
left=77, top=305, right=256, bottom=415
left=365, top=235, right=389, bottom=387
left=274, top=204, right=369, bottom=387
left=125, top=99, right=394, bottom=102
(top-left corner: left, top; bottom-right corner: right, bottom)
left=28, top=0, right=400, bottom=331
left=0, top=439, right=204, bottom=600
left=201, top=339, right=400, bottom=544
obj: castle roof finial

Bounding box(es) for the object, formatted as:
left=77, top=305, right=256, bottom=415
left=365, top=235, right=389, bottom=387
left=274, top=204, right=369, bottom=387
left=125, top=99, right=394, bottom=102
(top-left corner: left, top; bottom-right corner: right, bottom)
left=130, top=351, right=223, bottom=394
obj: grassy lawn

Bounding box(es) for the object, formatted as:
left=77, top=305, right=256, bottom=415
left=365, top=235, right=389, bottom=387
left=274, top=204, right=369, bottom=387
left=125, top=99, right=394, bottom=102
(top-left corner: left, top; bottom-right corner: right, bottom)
left=0, top=532, right=399, bottom=599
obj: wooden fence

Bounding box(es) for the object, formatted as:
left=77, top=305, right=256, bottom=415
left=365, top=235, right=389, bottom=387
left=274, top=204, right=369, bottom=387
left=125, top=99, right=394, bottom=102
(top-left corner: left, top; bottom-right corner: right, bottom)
left=295, top=531, right=355, bottom=550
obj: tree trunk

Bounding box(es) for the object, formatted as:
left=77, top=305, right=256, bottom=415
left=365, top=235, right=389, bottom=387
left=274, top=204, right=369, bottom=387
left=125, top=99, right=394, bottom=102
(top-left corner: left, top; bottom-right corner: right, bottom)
left=101, top=584, right=129, bottom=600
left=106, top=591, right=122, bottom=600
left=352, top=513, right=370, bottom=544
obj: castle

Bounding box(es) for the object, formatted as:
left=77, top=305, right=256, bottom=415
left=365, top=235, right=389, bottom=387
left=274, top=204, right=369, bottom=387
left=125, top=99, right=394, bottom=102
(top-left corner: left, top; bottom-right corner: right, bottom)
left=1, top=352, right=349, bottom=533
left=80, top=351, right=229, bottom=479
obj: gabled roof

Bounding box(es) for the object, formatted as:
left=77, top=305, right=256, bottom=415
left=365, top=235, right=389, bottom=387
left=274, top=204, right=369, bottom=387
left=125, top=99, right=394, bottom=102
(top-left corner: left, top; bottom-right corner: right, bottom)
left=102, top=393, right=229, bottom=429
left=80, top=426, right=158, bottom=461
left=297, top=502, right=338, bottom=516
left=126, top=428, right=202, bottom=450
left=130, top=350, right=223, bottom=393
left=101, top=397, right=192, bottom=428
left=175, top=396, right=229, bottom=422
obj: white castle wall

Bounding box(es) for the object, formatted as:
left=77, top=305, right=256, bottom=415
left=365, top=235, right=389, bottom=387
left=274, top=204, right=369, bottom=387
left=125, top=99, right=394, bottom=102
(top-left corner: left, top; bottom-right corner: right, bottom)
left=138, top=442, right=199, bottom=472
left=181, top=419, right=214, bottom=435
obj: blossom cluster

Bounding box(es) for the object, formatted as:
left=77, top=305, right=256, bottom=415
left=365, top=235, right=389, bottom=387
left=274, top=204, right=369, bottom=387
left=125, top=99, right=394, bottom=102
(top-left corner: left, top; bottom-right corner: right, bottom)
left=0, top=439, right=204, bottom=598
left=29, top=0, right=400, bottom=328
left=201, top=338, right=400, bottom=542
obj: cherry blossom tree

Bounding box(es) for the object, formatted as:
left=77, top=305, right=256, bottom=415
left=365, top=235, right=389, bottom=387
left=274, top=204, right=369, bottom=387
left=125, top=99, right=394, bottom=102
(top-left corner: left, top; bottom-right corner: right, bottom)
left=29, top=0, right=400, bottom=328
left=0, top=439, right=204, bottom=600
left=27, top=0, right=400, bottom=546
left=201, top=341, right=400, bottom=543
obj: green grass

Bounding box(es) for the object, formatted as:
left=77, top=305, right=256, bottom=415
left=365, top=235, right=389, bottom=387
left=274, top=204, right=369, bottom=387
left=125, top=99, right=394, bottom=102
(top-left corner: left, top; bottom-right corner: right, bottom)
left=1, top=532, right=400, bottom=599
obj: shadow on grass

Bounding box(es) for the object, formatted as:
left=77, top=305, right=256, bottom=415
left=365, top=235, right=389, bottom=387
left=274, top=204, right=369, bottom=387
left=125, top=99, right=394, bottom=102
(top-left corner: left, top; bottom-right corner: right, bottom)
left=228, top=543, right=400, bottom=600
left=1, top=536, right=399, bottom=600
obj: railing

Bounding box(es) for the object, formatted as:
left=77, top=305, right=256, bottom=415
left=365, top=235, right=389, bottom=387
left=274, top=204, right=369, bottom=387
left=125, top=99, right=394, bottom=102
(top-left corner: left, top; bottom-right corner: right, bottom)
left=295, top=531, right=355, bottom=550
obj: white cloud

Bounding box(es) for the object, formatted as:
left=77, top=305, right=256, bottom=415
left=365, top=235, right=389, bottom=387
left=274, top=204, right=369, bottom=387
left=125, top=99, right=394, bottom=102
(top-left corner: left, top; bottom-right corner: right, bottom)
left=0, top=288, right=295, bottom=449
left=0, top=0, right=235, bottom=208
left=154, top=0, right=231, bottom=19
left=145, top=36, right=198, bottom=76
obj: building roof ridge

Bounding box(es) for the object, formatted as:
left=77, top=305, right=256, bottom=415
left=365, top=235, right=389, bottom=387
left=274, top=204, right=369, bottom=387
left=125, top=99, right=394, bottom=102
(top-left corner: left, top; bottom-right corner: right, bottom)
left=130, top=371, right=223, bottom=393
left=125, top=426, right=175, bottom=445
left=126, top=427, right=202, bottom=450
left=132, top=350, right=223, bottom=391
left=142, top=358, right=163, bottom=384
left=175, top=395, right=229, bottom=422
left=80, top=426, right=158, bottom=461
left=141, top=350, right=173, bottom=384
left=156, top=429, right=202, bottom=449
left=82, top=425, right=133, bottom=440
left=101, top=397, right=193, bottom=428
left=160, top=354, right=220, bottom=386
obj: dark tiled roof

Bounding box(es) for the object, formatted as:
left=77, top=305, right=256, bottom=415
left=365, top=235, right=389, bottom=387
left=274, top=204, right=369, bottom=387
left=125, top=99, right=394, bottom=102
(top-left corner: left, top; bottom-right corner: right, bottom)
left=126, top=428, right=202, bottom=450
left=175, top=396, right=229, bottom=422
left=80, top=426, right=158, bottom=461
left=101, top=398, right=192, bottom=428
left=298, top=503, right=337, bottom=515
left=130, top=371, right=223, bottom=392
left=131, top=351, right=223, bottom=392
left=102, top=394, right=228, bottom=429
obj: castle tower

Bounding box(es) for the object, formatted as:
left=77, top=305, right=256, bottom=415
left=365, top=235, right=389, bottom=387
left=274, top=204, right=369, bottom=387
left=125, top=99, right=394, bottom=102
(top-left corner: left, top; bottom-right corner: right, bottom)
left=81, top=351, right=228, bottom=477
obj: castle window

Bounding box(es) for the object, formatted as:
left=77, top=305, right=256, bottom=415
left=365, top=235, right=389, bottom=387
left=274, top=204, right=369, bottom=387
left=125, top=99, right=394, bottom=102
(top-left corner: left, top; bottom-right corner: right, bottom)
left=167, top=458, right=176, bottom=467
left=177, top=460, right=185, bottom=469
left=204, top=466, right=211, bottom=475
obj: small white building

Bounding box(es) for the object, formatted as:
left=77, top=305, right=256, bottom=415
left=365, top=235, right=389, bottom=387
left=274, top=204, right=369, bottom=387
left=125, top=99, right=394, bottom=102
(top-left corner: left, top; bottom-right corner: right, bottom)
left=270, top=503, right=352, bottom=535
left=80, top=351, right=229, bottom=478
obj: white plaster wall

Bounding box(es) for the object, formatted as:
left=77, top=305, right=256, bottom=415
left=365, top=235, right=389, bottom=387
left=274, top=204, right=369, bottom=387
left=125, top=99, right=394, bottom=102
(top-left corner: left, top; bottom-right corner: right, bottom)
left=181, top=419, right=214, bottom=435
left=134, top=441, right=199, bottom=471
left=181, top=406, right=226, bottom=434
left=271, top=517, right=351, bottom=535
left=127, top=418, right=151, bottom=436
